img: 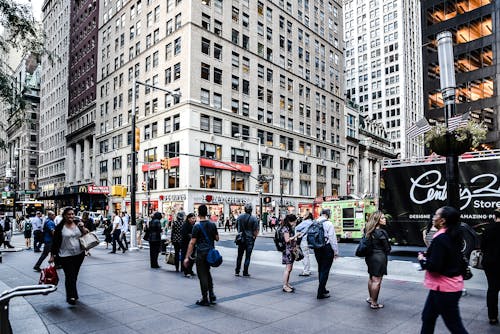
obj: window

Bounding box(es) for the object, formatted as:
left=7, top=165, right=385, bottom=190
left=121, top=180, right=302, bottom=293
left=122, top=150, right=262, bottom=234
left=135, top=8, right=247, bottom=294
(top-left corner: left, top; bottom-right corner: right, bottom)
left=280, top=157, right=293, bottom=171
left=213, top=68, right=222, bottom=84
left=174, top=37, right=181, bottom=54
left=262, top=154, right=273, bottom=168
left=144, top=147, right=157, bottom=162
left=200, top=114, right=210, bottom=131
left=200, top=167, right=221, bottom=189
left=214, top=43, right=222, bottom=60
left=281, top=177, right=293, bottom=195
left=202, top=13, right=211, bottom=30
left=200, top=88, right=210, bottom=104
left=300, top=180, right=311, bottom=196
left=200, top=142, right=222, bottom=159
left=173, top=62, right=181, bottom=80
left=173, top=114, right=180, bottom=131
left=213, top=92, right=222, bottom=109
left=144, top=170, right=158, bottom=190
left=232, top=29, right=239, bottom=44
left=201, top=63, right=210, bottom=80
left=201, top=38, right=210, bottom=55
left=231, top=123, right=249, bottom=140
left=164, top=168, right=179, bottom=188
left=300, top=161, right=311, bottom=174
left=232, top=75, right=239, bottom=91
left=231, top=148, right=250, bottom=164
left=164, top=141, right=179, bottom=157
left=231, top=172, right=248, bottom=191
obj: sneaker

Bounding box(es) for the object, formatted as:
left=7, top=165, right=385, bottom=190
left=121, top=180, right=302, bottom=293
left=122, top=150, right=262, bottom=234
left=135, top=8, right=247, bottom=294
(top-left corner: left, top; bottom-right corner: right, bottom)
left=234, top=272, right=240, bottom=277
left=209, top=295, right=217, bottom=305
left=184, top=274, right=191, bottom=278
left=243, top=273, right=251, bottom=277
left=195, top=299, right=210, bottom=306
left=299, top=272, right=310, bottom=276
left=317, top=293, right=330, bottom=299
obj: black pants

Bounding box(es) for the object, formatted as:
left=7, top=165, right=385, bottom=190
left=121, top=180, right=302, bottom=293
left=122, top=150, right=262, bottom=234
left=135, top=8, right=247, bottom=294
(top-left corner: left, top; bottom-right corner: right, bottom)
left=149, top=241, right=160, bottom=267
left=421, top=290, right=468, bottom=334
left=59, top=252, right=85, bottom=300
left=314, top=245, right=334, bottom=297
left=112, top=230, right=125, bottom=252
left=161, top=240, right=167, bottom=254
left=485, top=268, right=500, bottom=320
left=34, top=242, right=52, bottom=269
left=235, top=241, right=254, bottom=274
left=173, top=242, right=182, bottom=272
left=196, top=253, right=214, bottom=301
left=181, top=247, right=195, bottom=275
left=33, top=230, right=43, bottom=251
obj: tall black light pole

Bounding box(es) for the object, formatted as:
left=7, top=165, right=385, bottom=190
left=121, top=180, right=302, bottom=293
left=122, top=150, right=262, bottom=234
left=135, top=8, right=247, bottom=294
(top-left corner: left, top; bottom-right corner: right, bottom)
left=437, top=31, right=459, bottom=209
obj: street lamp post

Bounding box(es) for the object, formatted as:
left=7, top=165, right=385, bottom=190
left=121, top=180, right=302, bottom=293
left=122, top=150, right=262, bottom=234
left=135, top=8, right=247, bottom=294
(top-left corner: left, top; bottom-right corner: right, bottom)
left=235, top=133, right=263, bottom=234
left=437, top=31, right=459, bottom=209
left=130, top=79, right=180, bottom=250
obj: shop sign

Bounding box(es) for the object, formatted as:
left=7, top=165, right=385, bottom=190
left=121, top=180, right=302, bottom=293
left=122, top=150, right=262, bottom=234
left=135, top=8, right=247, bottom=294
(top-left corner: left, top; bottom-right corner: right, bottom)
left=200, top=194, right=249, bottom=204
left=142, top=157, right=180, bottom=172
left=199, top=158, right=252, bottom=173
left=88, top=185, right=110, bottom=194
left=161, top=194, right=186, bottom=201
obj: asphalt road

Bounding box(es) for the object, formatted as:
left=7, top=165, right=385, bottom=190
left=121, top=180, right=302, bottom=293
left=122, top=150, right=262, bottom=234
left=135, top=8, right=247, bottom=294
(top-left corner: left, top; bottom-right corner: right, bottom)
left=218, top=236, right=426, bottom=263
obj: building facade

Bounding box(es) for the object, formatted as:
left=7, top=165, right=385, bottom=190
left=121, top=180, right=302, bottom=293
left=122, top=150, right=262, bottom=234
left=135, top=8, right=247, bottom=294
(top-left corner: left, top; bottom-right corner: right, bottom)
left=6, top=55, right=42, bottom=203
left=96, top=0, right=346, bottom=220
left=65, top=0, right=105, bottom=211
left=38, top=0, right=70, bottom=209
left=343, top=0, right=423, bottom=158
left=421, top=0, right=499, bottom=147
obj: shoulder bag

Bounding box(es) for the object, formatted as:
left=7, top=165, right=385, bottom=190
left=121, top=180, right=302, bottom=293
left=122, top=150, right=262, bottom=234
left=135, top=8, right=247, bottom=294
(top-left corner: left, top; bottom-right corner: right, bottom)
left=355, top=234, right=373, bottom=257
left=199, top=222, right=223, bottom=267
left=234, top=216, right=250, bottom=246
left=77, top=225, right=100, bottom=251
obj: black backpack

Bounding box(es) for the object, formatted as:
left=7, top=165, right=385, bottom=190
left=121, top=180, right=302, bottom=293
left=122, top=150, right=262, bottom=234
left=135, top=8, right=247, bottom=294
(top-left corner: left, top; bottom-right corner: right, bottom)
left=273, top=226, right=286, bottom=252
left=3, top=218, right=10, bottom=232
left=307, top=220, right=326, bottom=249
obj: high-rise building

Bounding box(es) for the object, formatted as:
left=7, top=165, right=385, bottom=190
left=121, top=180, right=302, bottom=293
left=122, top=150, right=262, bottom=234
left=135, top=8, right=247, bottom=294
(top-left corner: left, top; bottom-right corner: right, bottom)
left=421, top=0, right=499, bottom=147
left=96, top=0, right=346, bottom=219
left=38, top=0, right=70, bottom=207
left=343, top=0, right=423, bottom=158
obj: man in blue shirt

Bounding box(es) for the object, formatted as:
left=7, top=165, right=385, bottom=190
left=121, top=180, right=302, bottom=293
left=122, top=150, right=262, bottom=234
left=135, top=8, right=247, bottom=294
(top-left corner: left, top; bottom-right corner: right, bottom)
left=234, top=203, right=259, bottom=277
left=33, top=211, right=56, bottom=272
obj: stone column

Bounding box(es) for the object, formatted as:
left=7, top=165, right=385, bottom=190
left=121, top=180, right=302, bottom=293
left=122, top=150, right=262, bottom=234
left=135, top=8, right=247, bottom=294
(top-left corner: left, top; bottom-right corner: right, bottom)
left=75, top=142, right=82, bottom=182
left=362, top=152, right=370, bottom=195
left=374, top=160, right=380, bottom=198
left=67, top=146, right=75, bottom=184
left=83, top=138, right=91, bottom=180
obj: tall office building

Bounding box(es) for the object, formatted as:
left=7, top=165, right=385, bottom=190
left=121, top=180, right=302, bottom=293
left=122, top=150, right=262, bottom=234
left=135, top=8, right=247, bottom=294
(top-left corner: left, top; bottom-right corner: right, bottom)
left=343, top=0, right=423, bottom=158
left=422, top=0, right=499, bottom=147
left=38, top=0, right=70, bottom=207
left=96, top=0, right=346, bottom=219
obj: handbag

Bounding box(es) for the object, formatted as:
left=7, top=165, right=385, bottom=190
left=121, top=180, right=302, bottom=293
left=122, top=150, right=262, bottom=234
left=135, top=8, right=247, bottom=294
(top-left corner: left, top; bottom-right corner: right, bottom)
left=461, top=254, right=473, bottom=280
left=355, top=234, right=373, bottom=257
left=199, top=222, right=223, bottom=267
left=165, top=245, right=176, bottom=265
left=469, top=249, right=483, bottom=270
left=79, top=232, right=100, bottom=251
left=234, top=232, right=244, bottom=245
left=292, top=246, right=304, bottom=261
left=39, top=264, right=59, bottom=285
left=143, top=228, right=150, bottom=241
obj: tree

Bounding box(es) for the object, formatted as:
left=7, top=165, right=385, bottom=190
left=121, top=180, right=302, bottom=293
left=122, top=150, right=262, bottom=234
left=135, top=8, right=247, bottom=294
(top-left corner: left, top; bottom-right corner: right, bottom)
left=0, top=0, right=45, bottom=148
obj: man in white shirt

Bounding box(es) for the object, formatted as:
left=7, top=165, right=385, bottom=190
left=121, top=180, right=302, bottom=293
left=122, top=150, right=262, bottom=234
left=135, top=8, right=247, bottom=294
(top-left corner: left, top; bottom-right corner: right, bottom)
left=54, top=208, right=64, bottom=225
left=295, top=212, right=315, bottom=276
left=30, top=211, right=44, bottom=252
left=120, top=211, right=129, bottom=250
left=313, top=208, right=339, bottom=299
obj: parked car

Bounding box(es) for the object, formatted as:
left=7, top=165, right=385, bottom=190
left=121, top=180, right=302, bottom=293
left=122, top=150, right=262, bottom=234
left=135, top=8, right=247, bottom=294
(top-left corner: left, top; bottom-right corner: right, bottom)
left=77, top=211, right=105, bottom=227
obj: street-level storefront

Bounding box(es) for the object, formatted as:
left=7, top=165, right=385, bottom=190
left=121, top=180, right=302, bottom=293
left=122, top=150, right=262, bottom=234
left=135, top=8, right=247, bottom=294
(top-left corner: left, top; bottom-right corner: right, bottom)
left=39, top=185, right=109, bottom=214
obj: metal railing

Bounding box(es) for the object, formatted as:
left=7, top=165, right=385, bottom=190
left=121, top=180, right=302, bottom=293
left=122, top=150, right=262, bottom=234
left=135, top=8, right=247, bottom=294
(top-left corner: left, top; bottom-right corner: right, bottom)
left=0, top=284, right=57, bottom=334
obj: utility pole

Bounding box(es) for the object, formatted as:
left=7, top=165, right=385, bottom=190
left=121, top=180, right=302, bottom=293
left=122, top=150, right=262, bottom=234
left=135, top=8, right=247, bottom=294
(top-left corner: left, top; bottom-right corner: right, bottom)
left=437, top=31, right=459, bottom=209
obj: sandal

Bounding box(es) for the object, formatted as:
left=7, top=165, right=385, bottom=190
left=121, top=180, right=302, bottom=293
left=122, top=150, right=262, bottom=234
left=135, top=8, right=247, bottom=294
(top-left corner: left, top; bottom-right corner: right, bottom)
left=282, top=286, right=294, bottom=293
left=366, top=298, right=372, bottom=304
left=370, top=303, right=384, bottom=309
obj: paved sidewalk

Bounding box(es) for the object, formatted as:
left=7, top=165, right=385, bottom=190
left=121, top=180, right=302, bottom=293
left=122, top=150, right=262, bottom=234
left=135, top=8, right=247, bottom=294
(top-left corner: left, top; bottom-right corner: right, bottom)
left=0, top=233, right=495, bottom=334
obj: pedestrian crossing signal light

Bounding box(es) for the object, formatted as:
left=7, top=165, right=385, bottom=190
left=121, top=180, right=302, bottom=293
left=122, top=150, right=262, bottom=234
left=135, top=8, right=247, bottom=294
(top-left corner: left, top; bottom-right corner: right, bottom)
left=135, top=127, right=140, bottom=152
left=264, top=196, right=272, bottom=204
left=161, top=157, right=170, bottom=169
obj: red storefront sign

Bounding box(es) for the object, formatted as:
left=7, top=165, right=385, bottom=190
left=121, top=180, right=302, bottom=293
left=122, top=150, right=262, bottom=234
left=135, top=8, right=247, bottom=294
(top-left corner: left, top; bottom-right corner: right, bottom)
left=199, top=158, right=252, bottom=173
left=88, top=186, right=110, bottom=194
left=142, top=157, right=180, bottom=172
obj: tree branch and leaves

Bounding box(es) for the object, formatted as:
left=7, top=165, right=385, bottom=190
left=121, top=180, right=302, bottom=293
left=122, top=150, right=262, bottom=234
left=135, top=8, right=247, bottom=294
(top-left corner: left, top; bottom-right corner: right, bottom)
left=0, top=0, right=50, bottom=149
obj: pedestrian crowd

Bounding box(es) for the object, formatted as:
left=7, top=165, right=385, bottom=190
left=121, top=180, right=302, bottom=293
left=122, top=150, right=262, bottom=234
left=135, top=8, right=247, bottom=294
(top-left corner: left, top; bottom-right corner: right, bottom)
left=4, top=203, right=500, bottom=333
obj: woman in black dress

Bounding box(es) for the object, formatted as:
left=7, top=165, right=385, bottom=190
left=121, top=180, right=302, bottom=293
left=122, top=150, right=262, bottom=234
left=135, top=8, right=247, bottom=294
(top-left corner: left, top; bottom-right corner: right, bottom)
left=364, top=211, right=391, bottom=309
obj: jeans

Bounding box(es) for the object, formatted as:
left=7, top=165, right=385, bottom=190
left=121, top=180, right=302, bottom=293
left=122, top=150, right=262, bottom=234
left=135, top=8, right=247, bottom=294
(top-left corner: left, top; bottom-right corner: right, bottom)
left=235, top=240, right=254, bottom=274
left=149, top=241, right=160, bottom=267
left=181, top=247, right=195, bottom=275
left=112, top=230, right=125, bottom=252
left=173, top=242, right=182, bottom=272
left=34, top=241, right=52, bottom=269
left=421, top=290, right=468, bottom=334
left=196, top=252, right=214, bottom=301
left=485, top=268, right=500, bottom=320
left=59, top=252, right=85, bottom=300
left=314, top=245, right=334, bottom=296
left=300, top=238, right=311, bottom=274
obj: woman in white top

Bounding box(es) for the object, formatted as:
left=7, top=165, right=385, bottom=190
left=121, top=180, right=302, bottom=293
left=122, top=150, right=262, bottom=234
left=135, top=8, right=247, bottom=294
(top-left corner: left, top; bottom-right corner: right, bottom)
left=50, top=207, right=89, bottom=305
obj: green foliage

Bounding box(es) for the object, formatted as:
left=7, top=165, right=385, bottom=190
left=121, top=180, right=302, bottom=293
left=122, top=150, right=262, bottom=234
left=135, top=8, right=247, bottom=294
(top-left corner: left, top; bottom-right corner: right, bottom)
left=425, top=121, right=488, bottom=150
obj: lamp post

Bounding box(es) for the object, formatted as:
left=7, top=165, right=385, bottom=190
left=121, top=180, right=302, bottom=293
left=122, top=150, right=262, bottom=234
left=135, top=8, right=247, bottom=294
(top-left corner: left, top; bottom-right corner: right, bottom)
left=130, top=79, right=180, bottom=249
left=235, top=133, right=263, bottom=234
left=436, top=31, right=459, bottom=209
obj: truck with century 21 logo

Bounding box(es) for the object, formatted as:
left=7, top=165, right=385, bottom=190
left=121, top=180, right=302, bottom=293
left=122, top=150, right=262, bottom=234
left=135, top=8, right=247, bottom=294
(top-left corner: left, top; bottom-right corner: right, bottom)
left=379, top=149, right=500, bottom=256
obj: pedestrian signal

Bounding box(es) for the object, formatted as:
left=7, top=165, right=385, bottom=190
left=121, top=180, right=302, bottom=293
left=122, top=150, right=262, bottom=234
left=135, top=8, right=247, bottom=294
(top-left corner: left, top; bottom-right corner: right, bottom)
left=135, top=127, right=140, bottom=152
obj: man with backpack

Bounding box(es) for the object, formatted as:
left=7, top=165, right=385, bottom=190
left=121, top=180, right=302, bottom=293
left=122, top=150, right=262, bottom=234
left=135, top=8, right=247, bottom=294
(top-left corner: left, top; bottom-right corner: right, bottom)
left=308, top=208, right=339, bottom=299
left=234, top=203, right=259, bottom=277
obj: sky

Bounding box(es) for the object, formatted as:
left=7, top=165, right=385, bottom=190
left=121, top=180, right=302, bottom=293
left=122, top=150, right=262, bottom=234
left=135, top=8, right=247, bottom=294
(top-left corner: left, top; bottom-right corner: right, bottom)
left=28, top=0, right=43, bottom=21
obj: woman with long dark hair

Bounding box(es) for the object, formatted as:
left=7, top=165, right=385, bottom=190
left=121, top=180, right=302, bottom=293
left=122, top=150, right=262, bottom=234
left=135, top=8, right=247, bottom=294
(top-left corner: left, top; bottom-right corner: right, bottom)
left=50, top=207, right=89, bottom=305
left=364, top=211, right=391, bottom=309
left=148, top=212, right=163, bottom=268
left=418, top=206, right=468, bottom=333
left=281, top=214, right=298, bottom=293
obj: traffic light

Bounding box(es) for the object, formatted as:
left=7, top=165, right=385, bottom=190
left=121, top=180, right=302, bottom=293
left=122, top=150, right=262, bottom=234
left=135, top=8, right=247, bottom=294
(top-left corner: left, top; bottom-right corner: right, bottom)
left=141, top=181, right=146, bottom=191
left=161, top=157, right=170, bottom=169
left=119, top=185, right=127, bottom=197
left=111, top=185, right=120, bottom=196
left=134, top=127, right=140, bottom=152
